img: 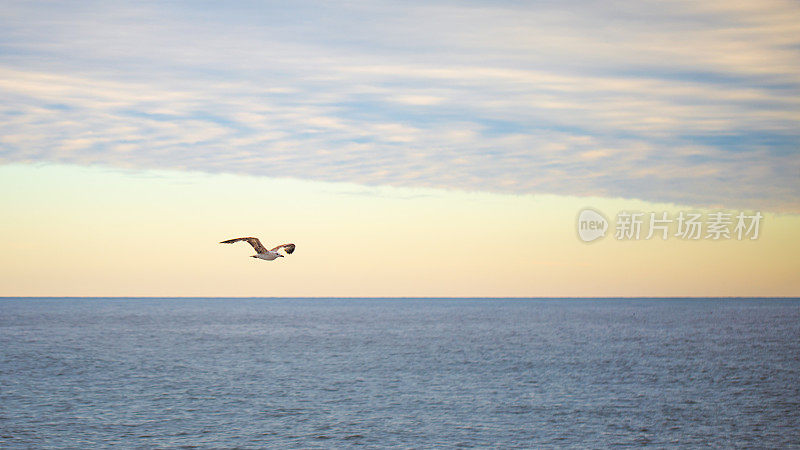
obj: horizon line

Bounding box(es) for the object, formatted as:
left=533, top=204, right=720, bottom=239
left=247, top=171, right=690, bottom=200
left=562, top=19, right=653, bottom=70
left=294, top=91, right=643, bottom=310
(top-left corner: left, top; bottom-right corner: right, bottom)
left=1, top=296, right=798, bottom=300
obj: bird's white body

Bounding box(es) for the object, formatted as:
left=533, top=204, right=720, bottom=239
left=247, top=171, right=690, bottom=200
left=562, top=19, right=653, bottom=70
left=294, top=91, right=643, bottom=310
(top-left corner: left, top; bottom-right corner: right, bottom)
left=253, top=251, right=281, bottom=261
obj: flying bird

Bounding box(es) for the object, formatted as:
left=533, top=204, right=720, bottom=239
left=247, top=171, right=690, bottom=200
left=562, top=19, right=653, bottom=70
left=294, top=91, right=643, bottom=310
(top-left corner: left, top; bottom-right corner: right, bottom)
left=220, top=237, right=296, bottom=261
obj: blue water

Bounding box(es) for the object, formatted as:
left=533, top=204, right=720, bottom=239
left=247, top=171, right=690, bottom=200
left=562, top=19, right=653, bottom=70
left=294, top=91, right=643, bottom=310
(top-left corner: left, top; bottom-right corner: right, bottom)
left=1, top=298, right=799, bottom=448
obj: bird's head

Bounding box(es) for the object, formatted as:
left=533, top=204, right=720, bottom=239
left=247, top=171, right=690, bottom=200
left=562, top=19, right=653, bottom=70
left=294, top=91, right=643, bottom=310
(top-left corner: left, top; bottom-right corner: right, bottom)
left=278, top=254, right=284, bottom=257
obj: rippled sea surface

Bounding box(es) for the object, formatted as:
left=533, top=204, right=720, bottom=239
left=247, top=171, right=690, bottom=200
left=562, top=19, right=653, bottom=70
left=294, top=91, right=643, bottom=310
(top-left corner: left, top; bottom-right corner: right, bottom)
left=1, top=298, right=799, bottom=448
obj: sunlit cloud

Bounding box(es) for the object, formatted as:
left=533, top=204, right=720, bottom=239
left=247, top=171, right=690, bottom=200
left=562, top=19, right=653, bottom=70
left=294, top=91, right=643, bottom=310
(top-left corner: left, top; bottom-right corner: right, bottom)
left=1, top=0, right=798, bottom=210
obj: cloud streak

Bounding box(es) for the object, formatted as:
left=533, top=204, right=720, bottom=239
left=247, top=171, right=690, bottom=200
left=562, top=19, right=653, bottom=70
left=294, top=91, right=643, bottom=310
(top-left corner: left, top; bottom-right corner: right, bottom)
left=1, top=0, right=799, bottom=210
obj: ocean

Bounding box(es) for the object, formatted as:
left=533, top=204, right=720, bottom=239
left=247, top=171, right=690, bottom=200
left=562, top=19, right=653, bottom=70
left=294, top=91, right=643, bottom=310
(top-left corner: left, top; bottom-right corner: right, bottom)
left=1, top=298, right=798, bottom=448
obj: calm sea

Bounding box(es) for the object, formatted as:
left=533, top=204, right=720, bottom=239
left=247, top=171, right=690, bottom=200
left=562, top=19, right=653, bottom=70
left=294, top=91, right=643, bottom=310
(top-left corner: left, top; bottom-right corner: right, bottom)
left=1, top=298, right=798, bottom=448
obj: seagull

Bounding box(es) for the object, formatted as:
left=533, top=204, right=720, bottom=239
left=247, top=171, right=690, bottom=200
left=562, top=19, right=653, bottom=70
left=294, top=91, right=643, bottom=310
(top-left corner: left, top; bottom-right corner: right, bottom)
left=220, top=237, right=296, bottom=261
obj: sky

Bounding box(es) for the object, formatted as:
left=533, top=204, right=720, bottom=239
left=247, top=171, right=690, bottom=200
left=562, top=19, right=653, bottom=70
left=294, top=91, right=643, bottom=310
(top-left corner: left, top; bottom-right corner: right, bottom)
left=1, top=0, right=798, bottom=296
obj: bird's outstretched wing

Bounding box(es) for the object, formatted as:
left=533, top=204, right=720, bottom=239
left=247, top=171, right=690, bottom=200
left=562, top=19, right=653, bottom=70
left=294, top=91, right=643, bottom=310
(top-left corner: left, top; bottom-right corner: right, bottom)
left=270, top=243, right=296, bottom=254
left=220, top=237, right=268, bottom=254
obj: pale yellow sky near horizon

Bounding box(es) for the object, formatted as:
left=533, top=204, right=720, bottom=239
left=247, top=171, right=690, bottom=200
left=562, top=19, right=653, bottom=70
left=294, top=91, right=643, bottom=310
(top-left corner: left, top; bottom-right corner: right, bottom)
left=1, top=163, right=798, bottom=297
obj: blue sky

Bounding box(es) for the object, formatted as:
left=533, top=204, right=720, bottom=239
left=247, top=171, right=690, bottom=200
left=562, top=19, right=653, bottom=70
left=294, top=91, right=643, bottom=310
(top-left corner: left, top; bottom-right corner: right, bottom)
left=1, top=0, right=799, bottom=210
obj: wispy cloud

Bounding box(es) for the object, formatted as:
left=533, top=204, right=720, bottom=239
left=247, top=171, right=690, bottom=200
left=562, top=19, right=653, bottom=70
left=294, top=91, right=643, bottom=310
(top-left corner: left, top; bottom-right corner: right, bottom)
left=1, top=0, right=798, bottom=210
